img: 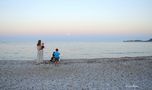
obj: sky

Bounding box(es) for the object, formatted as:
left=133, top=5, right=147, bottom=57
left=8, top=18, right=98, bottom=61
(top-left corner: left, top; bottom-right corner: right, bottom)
left=0, top=0, right=152, bottom=41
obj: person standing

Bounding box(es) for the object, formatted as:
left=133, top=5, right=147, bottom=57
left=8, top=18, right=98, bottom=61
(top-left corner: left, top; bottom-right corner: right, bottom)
left=40, top=43, right=45, bottom=62
left=37, top=40, right=45, bottom=63
left=37, top=40, right=42, bottom=63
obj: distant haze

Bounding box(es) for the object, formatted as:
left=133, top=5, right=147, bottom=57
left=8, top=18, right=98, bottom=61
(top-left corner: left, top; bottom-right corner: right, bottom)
left=0, top=0, right=152, bottom=41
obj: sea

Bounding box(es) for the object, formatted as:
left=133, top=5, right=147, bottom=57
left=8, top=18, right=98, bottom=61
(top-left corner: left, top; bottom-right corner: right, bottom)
left=0, top=41, right=152, bottom=60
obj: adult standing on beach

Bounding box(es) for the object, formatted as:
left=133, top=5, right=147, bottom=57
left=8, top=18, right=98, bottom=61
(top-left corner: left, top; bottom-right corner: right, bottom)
left=40, top=43, right=45, bottom=62
left=37, top=40, right=45, bottom=63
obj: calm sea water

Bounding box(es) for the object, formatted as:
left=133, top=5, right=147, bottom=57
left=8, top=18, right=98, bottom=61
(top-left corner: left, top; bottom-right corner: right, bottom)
left=0, top=41, right=152, bottom=60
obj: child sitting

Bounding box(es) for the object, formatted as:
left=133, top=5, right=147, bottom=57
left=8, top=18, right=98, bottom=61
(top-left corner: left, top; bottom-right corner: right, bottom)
left=50, top=48, right=60, bottom=64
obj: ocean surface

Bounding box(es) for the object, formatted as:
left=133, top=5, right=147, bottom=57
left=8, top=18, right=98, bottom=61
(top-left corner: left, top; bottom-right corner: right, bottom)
left=0, top=41, right=152, bottom=60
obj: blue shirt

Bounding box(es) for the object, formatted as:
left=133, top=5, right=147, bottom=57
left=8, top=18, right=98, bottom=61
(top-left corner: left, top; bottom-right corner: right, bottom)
left=53, top=51, right=60, bottom=58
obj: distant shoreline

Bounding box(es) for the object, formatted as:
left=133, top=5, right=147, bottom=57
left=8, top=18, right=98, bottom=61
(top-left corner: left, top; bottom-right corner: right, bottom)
left=123, top=38, right=152, bottom=42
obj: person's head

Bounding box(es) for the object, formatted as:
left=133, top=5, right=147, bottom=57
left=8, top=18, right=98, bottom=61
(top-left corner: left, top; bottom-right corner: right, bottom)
left=55, top=48, right=59, bottom=51
left=37, top=40, right=41, bottom=46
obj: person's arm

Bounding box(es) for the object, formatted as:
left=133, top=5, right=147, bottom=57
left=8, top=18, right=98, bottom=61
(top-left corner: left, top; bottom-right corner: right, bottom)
left=52, top=52, right=55, bottom=56
left=40, top=46, right=44, bottom=50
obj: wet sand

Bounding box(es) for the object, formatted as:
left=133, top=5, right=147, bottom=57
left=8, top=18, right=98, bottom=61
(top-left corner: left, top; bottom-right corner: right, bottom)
left=0, top=56, right=152, bottom=90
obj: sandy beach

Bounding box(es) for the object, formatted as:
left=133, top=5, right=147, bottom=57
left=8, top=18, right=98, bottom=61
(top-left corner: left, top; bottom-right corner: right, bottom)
left=0, top=56, right=152, bottom=90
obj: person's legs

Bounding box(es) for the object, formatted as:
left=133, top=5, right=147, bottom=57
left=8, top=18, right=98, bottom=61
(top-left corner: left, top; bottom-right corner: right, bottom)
left=55, top=58, right=59, bottom=65
left=39, top=50, right=43, bottom=63
left=37, top=51, right=41, bottom=63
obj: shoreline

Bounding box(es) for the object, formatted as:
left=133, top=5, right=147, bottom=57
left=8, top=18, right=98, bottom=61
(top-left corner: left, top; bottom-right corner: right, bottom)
left=0, top=56, right=152, bottom=90
left=0, top=55, right=152, bottom=61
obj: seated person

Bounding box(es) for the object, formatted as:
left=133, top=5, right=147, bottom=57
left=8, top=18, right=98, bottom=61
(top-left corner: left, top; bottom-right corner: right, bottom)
left=50, top=48, right=60, bottom=64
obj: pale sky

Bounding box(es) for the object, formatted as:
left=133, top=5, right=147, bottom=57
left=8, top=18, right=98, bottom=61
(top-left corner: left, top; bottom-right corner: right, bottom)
left=0, top=0, right=152, bottom=38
